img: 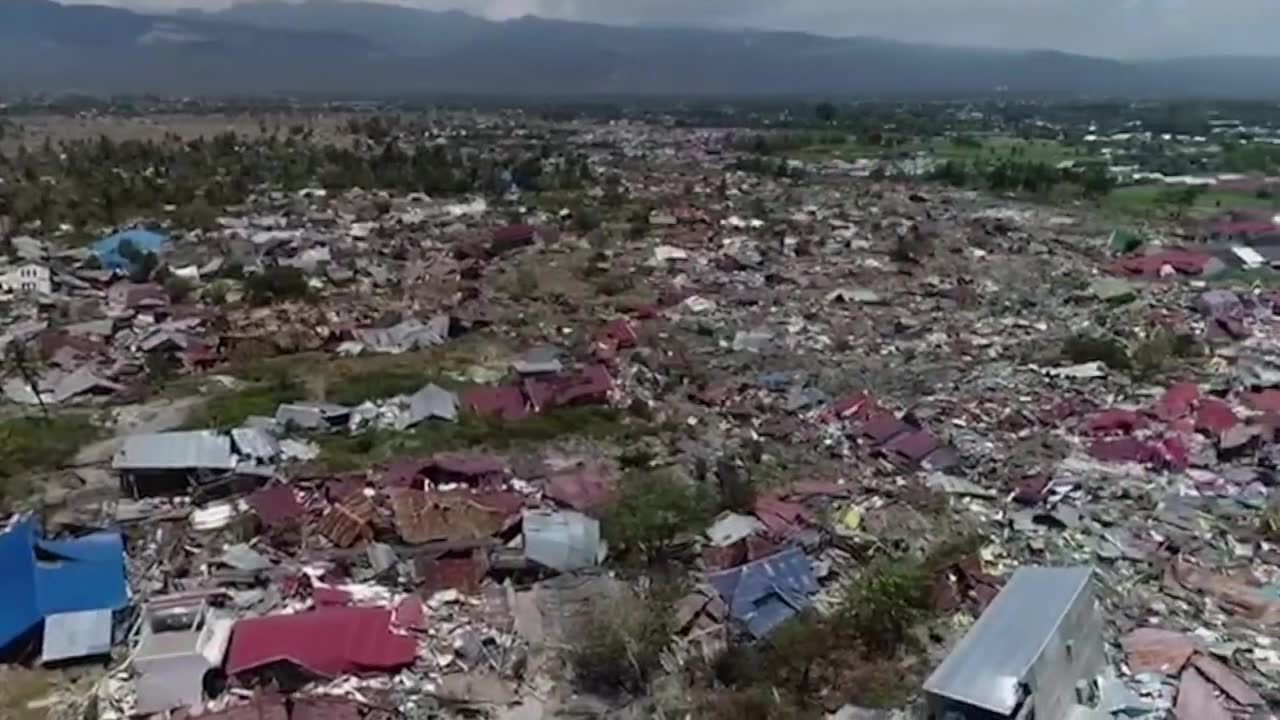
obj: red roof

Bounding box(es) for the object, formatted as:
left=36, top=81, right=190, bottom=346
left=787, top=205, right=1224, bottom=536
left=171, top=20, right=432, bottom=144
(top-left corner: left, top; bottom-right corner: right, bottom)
left=462, top=385, right=530, bottom=421
left=247, top=485, right=305, bottom=528
left=1245, top=390, right=1280, bottom=414
left=1154, top=382, right=1200, bottom=422
left=1194, top=399, right=1239, bottom=435
left=881, top=429, right=941, bottom=462
left=857, top=413, right=912, bottom=444
left=1109, top=250, right=1213, bottom=278
left=226, top=607, right=417, bottom=678
left=1087, top=409, right=1148, bottom=435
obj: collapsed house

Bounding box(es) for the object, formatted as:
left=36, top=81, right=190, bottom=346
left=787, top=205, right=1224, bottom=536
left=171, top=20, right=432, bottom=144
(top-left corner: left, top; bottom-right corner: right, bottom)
left=0, top=519, right=129, bottom=664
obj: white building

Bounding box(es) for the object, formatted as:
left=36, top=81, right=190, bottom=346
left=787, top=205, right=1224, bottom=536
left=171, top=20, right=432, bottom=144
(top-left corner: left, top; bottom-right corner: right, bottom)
left=0, top=263, right=51, bottom=295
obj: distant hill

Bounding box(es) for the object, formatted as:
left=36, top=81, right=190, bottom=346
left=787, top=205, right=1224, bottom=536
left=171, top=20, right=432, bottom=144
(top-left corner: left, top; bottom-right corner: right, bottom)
left=3, top=0, right=1280, bottom=98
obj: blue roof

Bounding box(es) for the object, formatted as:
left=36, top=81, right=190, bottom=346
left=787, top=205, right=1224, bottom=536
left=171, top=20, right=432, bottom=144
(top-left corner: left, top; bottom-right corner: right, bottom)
left=706, top=546, right=818, bottom=639
left=92, top=229, right=168, bottom=273
left=0, top=520, right=128, bottom=653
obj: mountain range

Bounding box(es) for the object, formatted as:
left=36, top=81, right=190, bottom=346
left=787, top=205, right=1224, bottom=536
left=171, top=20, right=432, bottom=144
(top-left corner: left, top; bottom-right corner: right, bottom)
left=3, top=0, right=1280, bottom=98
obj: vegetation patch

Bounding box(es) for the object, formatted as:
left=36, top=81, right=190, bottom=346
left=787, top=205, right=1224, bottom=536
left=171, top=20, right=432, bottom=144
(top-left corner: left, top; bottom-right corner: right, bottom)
left=568, top=586, right=677, bottom=696
left=1061, top=333, right=1132, bottom=370
left=314, top=407, right=652, bottom=472
left=186, top=372, right=305, bottom=429
left=323, top=368, right=444, bottom=407
left=244, top=266, right=310, bottom=306
left=0, top=414, right=100, bottom=506
left=1129, top=330, right=1203, bottom=381
left=604, top=470, right=714, bottom=567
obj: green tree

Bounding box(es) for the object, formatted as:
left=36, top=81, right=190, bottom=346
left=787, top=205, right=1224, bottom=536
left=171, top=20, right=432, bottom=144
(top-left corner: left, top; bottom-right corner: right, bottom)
left=815, top=101, right=838, bottom=124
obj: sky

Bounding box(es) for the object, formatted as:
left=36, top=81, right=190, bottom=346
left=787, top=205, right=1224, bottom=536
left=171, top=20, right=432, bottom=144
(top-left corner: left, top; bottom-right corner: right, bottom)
left=69, top=0, right=1280, bottom=58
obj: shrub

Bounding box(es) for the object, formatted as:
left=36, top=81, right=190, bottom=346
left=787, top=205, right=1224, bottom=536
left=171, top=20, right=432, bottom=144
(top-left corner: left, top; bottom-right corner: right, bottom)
left=244, top=266, right=309, bottom=306
left=1130, top=330, right=1202, bottom=381
left=569, top=588, right=675, bottom=695
left=604, top=471, right=712, bottom=566
left=1062, top=333, right=1130, bottom=370
left=508, top=266, right=540, bottom=299
left=835, top=555, right=931, bottom=655
left=1261, top=502, right=1280, bottom=543
left=165, top=275, right=196, bottom=304
left=717, top=460, right=757, bottom=514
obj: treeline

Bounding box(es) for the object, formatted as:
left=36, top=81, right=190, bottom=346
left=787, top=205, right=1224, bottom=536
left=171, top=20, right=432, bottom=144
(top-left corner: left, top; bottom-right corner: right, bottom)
left=0, top=125, right=592, bottom=234
left=931, top=159, right=1115, bottom=197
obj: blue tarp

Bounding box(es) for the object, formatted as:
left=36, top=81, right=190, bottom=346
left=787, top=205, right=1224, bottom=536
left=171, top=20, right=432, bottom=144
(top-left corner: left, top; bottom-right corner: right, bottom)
left=706, top=545, right=818, bottom=639
left=92, top=229, right=168, bottom=273
left=0, top=520, right=128, bottom=653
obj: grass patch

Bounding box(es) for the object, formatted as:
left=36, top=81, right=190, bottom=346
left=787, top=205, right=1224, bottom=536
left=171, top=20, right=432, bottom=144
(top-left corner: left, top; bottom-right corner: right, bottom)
left=314, top=407, right=653, bottom=472
left=232, top=336, right=504, bottom=400
left=0, top=413, right=99, bottom=506
left=1104, top=183, right=1280, bottom=219
left=1210, top=268, right=1280, bottom=289
left=186, top=372, right=305, bottom=429
left=324, top=368, right=444, bottom=407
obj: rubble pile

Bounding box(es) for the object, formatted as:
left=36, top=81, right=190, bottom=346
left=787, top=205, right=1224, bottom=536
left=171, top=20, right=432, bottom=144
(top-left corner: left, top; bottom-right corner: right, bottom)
left=1, top=122, right=1278, bottom=720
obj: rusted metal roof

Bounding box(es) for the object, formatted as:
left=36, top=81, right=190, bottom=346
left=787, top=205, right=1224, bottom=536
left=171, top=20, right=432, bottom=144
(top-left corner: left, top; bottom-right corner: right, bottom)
left=247, top=484, right=305, bottom=528
left=391, top=490, right=505, bottom=545
left=316, top=494, right=376, bottom=548
left=461, top=385, right=529, bottom=421
left=857, top=413, right=912, bottom=444
left=543, top=463, right=616, bottom=513
left=415, top=551, right=489, bottom=595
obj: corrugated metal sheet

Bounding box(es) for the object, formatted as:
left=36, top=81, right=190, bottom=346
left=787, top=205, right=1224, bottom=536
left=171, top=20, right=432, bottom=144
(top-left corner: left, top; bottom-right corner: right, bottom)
left=923, top=566, right=1095, bottom=716
left=391, top=490, right=504, bottom=545
left=113, top=431, right=236, bottom=471
left=705, top=546, right=817, bottom=639
left=522, top=509, right=602, bottom=572
left=41, top=609, right=112, bottom=663
left=316, top=494, right=376, bottom=548
left=226, top=607, right=417, bottom=677
left=231, top=428, right=280, bottom=461
left=405, top=384, right=459, bottom=424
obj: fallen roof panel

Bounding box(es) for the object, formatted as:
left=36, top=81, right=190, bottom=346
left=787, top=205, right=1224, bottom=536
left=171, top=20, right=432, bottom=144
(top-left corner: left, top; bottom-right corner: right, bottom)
left=226, top=607, right=417, bottom=677
left=113, top=431, right=237, bottom=471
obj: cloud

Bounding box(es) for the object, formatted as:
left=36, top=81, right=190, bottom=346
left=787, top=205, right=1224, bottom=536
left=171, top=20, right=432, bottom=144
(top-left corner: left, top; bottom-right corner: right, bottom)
left=72, top=0, right=1280, bottom=57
